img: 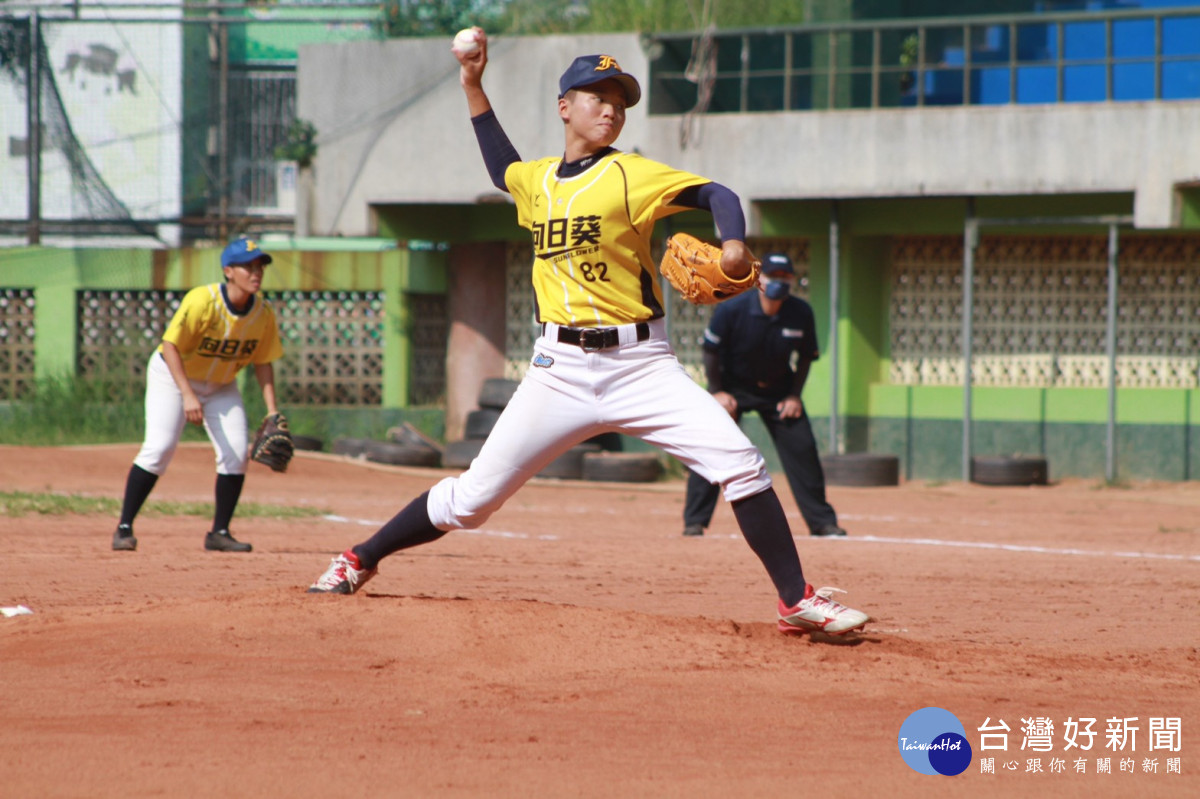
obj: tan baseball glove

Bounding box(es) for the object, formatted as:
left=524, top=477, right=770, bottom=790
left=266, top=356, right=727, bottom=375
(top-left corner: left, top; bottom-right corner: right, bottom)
left=251, top=412, right=294, bottom=473
left=659, top=233, right=761, bottom=305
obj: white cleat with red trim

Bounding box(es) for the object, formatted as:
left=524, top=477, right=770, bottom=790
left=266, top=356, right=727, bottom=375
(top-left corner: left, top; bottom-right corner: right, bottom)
left=308, top=549, right=377, bottom=594
left=777, top=584, right=870, bottom=635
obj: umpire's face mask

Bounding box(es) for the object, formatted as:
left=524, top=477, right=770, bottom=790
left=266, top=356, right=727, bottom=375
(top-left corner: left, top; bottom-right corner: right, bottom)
left=763, top=276, right=792, bottom=300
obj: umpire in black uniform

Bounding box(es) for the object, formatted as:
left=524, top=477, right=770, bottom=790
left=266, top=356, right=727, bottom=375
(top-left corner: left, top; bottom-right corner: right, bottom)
left=682, top=252, right=847, bottom=538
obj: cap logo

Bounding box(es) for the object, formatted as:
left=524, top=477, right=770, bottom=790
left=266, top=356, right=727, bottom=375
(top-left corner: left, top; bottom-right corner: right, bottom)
left=245, top=239, right=259, bottom=252
left=595, top=55, right=620, bottom=72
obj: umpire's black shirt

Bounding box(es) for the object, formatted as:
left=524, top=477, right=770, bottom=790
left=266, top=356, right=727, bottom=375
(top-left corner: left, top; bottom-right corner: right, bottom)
left=702, top=289, right=819, bottom=401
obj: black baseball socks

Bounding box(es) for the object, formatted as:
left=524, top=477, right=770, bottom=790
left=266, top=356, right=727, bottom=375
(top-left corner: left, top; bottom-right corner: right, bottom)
left=731, top=487, right=807, bottom=607
left=352, top=491, right=448, bottom=569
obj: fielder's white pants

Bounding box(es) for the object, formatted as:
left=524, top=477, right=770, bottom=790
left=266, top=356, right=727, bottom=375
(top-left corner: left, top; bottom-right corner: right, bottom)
left=133, top=352, right=250, bottom=476
left=427, top=319, right=772, bottom=530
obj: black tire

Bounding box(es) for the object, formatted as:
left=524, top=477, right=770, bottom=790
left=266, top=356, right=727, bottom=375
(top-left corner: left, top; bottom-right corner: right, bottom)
left=331, top=437, right=373, bottom=459
left=971, top=455, right=1049, bottom=486
left=363, top=440, right=441, bottom=468
left=292, top=435, right=324, bottom=452
left=387, top=422, right=444, bottom=454
left=585, top=431, right=624, bottom=452
left=464, top=408, right=503, bottom=440
left=581, top=451, right=663, bottom=483
left=537, top=443, right=602, bottom=480
left=442, top=438, right=485, bottom=470
left=822, top=453, right=901, bottom=487
left=478, top=378, right=520, bottom=410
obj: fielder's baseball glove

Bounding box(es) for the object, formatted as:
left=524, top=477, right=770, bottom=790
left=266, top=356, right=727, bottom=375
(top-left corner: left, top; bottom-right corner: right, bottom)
left=251, top=412, right=294, bottom=473
left=659, top=232, right=761, bottom=305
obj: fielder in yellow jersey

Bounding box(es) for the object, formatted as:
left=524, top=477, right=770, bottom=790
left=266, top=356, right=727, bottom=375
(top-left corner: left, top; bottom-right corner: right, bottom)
left=308, top=40, right=871, bottom=637
left=160, top=282, right=283, bottom=385
left=112, top=238, right=284, bottom=554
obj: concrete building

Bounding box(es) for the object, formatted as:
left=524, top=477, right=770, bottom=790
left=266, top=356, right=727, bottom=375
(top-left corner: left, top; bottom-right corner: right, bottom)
left=294, top=9, right=1200, bottom=480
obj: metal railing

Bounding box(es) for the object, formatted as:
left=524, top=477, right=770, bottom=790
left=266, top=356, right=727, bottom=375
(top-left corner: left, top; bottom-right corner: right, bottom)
left=2, top=2, right=386, bottom=244
left=649, top=6, right=1200, bottom=113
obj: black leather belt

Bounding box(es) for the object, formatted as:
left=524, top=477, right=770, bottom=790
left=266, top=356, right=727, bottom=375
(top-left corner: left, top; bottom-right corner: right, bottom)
left=546, top=322, right=650, bottom=352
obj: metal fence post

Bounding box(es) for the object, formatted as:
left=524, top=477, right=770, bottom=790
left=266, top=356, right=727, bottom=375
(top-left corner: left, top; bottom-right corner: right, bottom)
left=962, top=198, right=977, bottom=481
left=26, top=12, right=41, bottom=246
left=1106, top=223, right=1119, bottom=482
left=828, top=200, right=841, bottom=455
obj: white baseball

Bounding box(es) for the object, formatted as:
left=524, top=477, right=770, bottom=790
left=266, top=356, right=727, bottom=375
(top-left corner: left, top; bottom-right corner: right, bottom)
left=452, top=29, right=479, bottom=54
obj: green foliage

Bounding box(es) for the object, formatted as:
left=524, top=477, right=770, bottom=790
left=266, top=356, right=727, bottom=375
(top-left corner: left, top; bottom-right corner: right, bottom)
left=0, top=491, right=329, bottom=519
left=383, top=0, right=819, bottom=37
left=2, top=374, right=141, bottom=444
left=898, top=33, right=919, bottom=90
left=516, top=0, right=815, bottom=35
left=273, top=118, right=318, bottom=167
left=898, top=32, right=919, bottom=67
left=384, top=0, right=507, bottom=37
left=0, top=373, right=209, bottom=445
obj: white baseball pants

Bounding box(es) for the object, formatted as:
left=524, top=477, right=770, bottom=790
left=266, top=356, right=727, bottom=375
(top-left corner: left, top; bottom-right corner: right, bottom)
left=133, top=353, right=250, bottom=476
left=427, top=318, right=772, bottom=530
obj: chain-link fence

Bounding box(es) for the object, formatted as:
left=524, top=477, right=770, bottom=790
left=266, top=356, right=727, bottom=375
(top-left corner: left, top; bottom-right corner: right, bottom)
left=0, top=4, right=384, bottom=244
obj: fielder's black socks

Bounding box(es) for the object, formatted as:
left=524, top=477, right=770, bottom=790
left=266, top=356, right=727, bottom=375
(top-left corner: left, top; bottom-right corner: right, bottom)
left=212, top=473, right=246, bottom=533
left=119, top=464, right=159, bottom=526
left=731, top=487, right=807, bottom=607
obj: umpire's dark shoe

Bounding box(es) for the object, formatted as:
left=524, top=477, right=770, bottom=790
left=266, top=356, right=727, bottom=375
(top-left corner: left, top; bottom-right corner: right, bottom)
left=682, top=523, right=705, bottom=537
left=112, top=524, right=137, bottom=552
left=205, top=530, right=252, bottom=553
left=811, top=525, right=848, bottom=538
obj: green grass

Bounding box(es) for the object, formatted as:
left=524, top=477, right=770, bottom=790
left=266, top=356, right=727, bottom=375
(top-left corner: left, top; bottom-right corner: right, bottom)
left=0, top=373, right=441, bottom=449
left=0, top=491, right=330, bottom=519
left=0, top=373, right=208, bottom=445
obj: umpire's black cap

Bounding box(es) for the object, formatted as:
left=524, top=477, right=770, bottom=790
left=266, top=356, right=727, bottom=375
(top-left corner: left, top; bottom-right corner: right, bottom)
left=762, top=252, right=795, bottom=275
left=558, top=54, right=641, bottom=108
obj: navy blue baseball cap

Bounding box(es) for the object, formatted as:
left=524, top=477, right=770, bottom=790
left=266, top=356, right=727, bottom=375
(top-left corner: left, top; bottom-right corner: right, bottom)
left=558, top=54, right=641, bottom=108
left=762, top=252, right=795, bottom=275
left=221, top=237, right=273, bottom=268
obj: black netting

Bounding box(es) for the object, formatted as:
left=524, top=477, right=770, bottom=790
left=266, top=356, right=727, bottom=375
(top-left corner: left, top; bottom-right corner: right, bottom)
left=1, top=17, right=152, bottom=235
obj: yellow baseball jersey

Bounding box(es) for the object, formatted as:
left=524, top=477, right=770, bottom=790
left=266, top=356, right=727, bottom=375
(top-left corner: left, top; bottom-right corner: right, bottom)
left=157, top=283, right=283, bottom=385
left=506, top=151, right=709, bottom=326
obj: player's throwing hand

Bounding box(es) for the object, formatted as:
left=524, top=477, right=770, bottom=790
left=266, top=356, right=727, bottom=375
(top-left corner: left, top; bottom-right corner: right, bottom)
left=452, top=26, right=487, bottom=84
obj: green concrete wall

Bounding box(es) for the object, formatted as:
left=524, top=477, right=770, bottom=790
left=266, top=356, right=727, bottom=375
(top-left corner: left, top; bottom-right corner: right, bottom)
left=3, top=244, right=446, bottom=412
left=5, top=184, right=1198, bottom=476
left=865, top=384, right=1200, bottom=482
left=753, top=192, right=1192, bottom=483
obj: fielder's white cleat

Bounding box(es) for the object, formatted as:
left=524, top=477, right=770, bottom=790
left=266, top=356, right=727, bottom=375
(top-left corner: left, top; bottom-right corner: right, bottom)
left=307, top=549, right=377, bottom=594
left=777, top=585, right=870, bottom=635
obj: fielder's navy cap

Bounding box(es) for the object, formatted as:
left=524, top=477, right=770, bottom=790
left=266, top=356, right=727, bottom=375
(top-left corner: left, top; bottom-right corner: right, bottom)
left=221, top=237, right=273, bottom=268
left=558, top=54, right=641, bottom=108
left=762, top=252, right=795, bottom=275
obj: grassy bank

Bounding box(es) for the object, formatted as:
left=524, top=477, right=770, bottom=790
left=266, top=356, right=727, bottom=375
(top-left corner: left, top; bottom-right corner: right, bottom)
left=0, top=490, right=330, bottom=519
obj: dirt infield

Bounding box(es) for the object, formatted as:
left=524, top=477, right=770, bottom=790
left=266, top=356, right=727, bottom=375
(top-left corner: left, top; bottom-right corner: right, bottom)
left=2, top=443, right=1197, bottom=797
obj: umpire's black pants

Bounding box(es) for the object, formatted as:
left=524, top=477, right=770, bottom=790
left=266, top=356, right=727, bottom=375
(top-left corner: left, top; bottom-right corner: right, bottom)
left=683, top=394, right=838, bottom=534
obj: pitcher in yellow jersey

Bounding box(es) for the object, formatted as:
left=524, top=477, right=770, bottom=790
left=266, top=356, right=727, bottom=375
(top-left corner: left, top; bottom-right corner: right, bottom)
left=111, top=238, right=284, bottom=554
left=308, top=36, right=870, bottom=636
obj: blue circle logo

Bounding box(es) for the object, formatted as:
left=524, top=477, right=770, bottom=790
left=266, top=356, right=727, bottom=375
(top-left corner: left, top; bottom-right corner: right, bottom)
left=898, top=707, right=973, bottom=776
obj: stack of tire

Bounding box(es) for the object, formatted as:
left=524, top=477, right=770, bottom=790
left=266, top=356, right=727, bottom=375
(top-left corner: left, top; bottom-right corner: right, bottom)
left=970, top=455, right=1049, bottom=486
left=330, top=423, right=443, bottom=468
left=820, top=452, right=1049, bottom=486
left=821, top=453, right=901, bottom=487
left=443, top=377, right=662, bottom=483
left=292, top=434, right=325, bottom=453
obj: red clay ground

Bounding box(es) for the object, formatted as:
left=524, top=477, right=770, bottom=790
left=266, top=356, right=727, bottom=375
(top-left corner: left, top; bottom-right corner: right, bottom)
left=1, top=443, right=1197, bottom=798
